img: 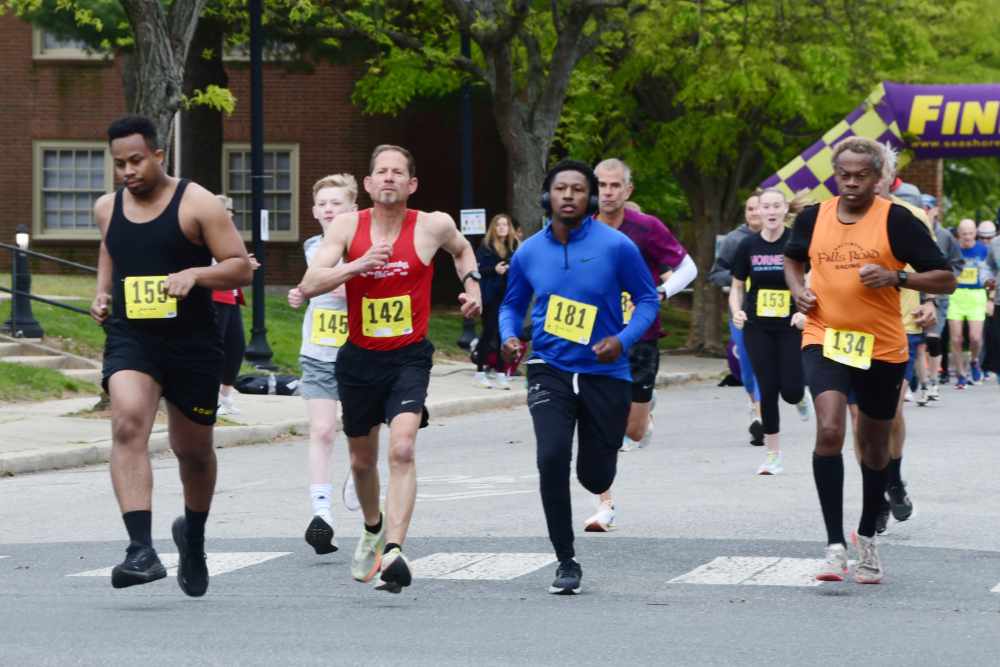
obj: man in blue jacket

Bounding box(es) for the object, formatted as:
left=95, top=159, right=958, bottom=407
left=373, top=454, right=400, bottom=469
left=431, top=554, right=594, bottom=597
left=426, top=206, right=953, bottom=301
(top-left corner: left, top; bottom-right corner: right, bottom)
left=499, top=160, right=659, bottom=595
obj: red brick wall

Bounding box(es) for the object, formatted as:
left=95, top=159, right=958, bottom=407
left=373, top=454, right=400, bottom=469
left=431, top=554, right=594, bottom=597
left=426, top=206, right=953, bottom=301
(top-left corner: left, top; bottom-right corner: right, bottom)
left=899, top=158, right=942, bottom=200
left=0, top=15, right=508, bottom=306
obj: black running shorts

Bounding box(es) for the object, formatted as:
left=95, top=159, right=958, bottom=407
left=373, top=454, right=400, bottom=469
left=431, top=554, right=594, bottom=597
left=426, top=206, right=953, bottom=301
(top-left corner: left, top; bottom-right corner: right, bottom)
left=101, top=319, right=224, bottom=425
left=628, top=340, right=660, bottom=403
left=801, top=345, right=906, bottom=421
left=335, top=339, right=433, bottom=438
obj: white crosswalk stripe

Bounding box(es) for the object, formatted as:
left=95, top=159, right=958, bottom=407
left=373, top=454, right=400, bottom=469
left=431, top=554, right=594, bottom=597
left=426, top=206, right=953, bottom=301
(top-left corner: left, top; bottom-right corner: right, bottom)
left=68, top=552, right=290, bottom=578
left=669, top=556, right=856, bottom=588
left=411, top=552, right=555, bottom=580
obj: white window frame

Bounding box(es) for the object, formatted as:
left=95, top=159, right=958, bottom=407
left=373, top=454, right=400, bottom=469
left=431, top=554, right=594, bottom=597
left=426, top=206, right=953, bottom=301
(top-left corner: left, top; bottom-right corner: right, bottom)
left=32, top=141, right=112, bottom=241
left=32, top=28, right=110, bottom=61
left=221, top=143, right=300, bottom=242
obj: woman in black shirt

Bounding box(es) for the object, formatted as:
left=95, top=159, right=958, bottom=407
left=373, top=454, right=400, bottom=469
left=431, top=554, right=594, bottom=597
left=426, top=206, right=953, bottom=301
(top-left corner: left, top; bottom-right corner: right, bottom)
left=730, top=188, right=809, bottom=475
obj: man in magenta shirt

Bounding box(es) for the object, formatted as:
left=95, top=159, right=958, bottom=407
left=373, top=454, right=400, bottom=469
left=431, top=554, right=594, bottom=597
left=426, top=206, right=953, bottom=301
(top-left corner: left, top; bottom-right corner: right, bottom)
left=583, top=158, right=698, bottom=532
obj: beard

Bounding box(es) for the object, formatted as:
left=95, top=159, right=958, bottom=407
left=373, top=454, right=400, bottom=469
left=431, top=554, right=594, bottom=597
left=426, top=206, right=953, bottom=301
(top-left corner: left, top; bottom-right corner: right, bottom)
left=377, top=190, right=400, bottom=205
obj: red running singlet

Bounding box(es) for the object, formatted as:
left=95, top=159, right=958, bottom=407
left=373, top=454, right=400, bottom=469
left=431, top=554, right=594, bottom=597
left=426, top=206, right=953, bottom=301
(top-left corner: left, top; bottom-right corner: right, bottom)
left=345, top=208, right=434, bottom=351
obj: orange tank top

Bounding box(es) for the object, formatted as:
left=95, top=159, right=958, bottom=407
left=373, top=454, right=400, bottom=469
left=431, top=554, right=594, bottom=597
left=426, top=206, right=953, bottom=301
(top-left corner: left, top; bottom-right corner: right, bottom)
left=802, top=197, right=908, bottom=363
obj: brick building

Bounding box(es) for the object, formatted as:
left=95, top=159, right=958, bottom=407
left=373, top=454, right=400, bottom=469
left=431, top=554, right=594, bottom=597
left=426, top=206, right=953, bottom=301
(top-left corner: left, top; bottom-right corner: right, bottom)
left=0, top=14, right=508, bottom=298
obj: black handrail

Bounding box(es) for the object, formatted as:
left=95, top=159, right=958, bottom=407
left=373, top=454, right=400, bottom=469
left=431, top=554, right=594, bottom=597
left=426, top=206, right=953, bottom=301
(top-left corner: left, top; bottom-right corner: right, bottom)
left=0, top=286, right=90, bottom=316
left=0, top=241, right=97, bottom=273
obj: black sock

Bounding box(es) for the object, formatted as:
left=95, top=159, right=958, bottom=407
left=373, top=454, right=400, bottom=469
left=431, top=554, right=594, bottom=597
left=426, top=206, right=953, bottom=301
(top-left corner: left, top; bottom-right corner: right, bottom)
left=812, top=453, right=845, bottom=546
left=364, top=516, right=383, bottom=535
left=122, top=510, right=152, bottom=549
left=858, top=463, right=890, bottom=538
left=385, top=542, right=401, bottom=554
left=184, top=507, right=209, bottom=545
left=888, top=456, right=902, bottom=486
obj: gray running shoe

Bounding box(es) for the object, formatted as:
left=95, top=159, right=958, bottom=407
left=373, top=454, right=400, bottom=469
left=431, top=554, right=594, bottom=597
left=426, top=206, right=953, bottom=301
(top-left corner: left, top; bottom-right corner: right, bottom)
left=853, top=533, right=883, bottom=584
left=887, top=482, right=914, bottom=522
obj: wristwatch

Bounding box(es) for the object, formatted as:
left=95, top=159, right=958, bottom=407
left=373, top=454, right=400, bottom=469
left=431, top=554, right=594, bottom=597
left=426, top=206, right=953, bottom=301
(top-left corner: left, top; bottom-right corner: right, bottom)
left=461, top=270, right=482, bottom=286
left=896, top=270, right=909, bottom=286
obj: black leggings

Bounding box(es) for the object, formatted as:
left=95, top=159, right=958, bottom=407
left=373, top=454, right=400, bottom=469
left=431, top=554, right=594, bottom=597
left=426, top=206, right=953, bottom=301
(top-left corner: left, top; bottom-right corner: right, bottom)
left=476, top=299, right=503, bottom=372
left=743, top=324, right=805, bottom=435
left=526, top=363, right=629, bottom=562
left=215, top=302, right=245, bottom=385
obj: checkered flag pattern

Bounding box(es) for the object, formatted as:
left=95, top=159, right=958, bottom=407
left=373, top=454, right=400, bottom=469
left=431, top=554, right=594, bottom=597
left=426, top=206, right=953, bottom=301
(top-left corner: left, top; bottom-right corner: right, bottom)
left=761, top=84, right=908, bottom=202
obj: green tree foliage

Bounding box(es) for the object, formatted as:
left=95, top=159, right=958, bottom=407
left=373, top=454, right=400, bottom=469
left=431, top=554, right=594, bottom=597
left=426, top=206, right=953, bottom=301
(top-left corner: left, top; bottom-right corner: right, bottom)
left=557, top=0, right=1000, bottom=353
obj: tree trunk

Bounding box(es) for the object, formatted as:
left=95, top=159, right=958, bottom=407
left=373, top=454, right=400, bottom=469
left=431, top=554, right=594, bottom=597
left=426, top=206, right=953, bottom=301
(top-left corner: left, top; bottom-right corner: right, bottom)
left=504, top=122, right=548, bottom=237
left=684, top=182, right=726, bottom=356
left=181, top=17, right=227, bottom=191
left=120, top=0, right=206, bottom=152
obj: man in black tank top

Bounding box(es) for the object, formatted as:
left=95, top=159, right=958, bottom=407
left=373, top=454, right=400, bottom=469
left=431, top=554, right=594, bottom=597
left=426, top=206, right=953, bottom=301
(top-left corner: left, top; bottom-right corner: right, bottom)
left=89, top=116, right=252, bottom=596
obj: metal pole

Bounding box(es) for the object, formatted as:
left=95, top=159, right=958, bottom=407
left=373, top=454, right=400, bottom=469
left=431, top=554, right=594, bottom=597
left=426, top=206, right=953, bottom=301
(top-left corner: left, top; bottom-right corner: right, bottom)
left=243, top=0, right=275, bottom=368
left=7, top=227, right=44, bottom=338
left=457, top=29, right=477, bottom=351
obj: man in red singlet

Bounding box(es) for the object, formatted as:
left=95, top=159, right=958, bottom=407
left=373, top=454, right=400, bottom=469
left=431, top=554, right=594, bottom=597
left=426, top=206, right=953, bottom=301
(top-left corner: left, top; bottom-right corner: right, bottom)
left=299, top=145, right=482, bottom=593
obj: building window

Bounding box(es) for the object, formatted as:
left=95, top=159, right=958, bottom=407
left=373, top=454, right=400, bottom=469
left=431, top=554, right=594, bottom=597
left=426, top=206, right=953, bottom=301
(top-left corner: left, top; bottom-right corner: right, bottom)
left=223, top=144, right=299, bottom=240
left=33, top=142, right=111, bottom=238
left=32, top=28, right=108, bottom=61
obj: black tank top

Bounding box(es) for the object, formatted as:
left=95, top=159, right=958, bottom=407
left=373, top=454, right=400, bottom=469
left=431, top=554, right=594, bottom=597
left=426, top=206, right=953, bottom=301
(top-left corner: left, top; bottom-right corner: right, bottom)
left=106, top=179, right=215, bottom=333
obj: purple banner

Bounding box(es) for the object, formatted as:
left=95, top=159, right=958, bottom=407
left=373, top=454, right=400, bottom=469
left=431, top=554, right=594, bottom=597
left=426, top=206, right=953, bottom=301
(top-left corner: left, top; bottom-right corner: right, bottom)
left=884, top=81, right=1000, bottom=158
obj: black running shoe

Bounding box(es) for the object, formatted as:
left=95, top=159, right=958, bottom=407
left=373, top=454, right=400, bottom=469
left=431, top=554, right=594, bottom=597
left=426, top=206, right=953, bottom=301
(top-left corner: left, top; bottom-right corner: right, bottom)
left=548, top=559, right=582, bottom=595
left=305, top=515, right=338, bottom=554
left=749, top=419, right=765, bottom=447
left=887, top=482, right=914, bottom=522
left=111, top=545, right=167, bottom=589
left=374, top=547, right=412, bottom=594
left=875, top=497, right=891, bottom=535
left=172, top=516, right=209, bottom=597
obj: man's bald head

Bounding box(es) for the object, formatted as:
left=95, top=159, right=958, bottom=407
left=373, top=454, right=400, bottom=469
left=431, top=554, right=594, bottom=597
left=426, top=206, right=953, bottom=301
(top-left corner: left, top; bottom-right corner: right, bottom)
left=958, top=218, right=978, bottom=248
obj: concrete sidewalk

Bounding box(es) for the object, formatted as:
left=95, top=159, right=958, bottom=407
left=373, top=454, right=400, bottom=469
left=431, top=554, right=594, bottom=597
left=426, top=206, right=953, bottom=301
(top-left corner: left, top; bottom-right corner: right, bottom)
left=0, top=354, right=723, bottom=476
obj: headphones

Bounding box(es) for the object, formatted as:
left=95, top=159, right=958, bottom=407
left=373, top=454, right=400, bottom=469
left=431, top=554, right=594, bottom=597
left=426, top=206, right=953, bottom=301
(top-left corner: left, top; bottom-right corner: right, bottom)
left=540, top=160, right=600, bottom=217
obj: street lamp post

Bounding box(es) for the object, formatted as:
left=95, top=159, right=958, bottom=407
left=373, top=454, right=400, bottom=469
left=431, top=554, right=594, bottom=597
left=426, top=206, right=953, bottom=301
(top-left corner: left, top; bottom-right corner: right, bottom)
left=456, top=28, right=478, bottom=351
left=6, top=224, right=44, bottom=338
left=243, top=0, right=275, bottom=369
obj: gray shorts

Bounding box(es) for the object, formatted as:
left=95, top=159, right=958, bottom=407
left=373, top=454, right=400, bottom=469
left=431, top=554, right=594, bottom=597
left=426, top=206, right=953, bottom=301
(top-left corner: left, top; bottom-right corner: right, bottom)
left=930, top=297, right=950, bottom=337
left=299, top=355, right=339, bottom=400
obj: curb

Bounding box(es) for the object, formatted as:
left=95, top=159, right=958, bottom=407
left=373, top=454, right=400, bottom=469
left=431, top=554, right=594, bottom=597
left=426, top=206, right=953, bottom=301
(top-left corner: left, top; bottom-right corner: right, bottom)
left=0, top=368, right=720, bottom=477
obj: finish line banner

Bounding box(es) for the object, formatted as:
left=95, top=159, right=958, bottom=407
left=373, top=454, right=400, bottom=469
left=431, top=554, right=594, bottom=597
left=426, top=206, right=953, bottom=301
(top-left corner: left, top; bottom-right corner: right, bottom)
left=762, top=81, right=1000, bottom=201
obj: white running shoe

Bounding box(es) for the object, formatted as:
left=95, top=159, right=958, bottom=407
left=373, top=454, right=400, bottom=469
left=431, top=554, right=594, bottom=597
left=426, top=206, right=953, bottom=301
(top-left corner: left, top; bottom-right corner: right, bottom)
left=904, top=388, right=913, bottom=402
left=756, top=451, right=783, bottom=475
left=620, top=436, right=639, bottom=452
left=583, top=500, right=615, bottom=532
left=474, top=371, right=493, bottom=389
left=495, top=373, right=511, bottom=390
left=217, top=396, right=239, bottom=416
left=638, top=415, right=654, bottom=448
left=342, top=472, right=361, bottom=512
left=795, top=390, right=813, bottom=421
left=853, top=533, right=883, bottom=584
left=815, top=543, right=848, bottom=582
left=927, top=382, right=940, bottom=401
left=915, top=386, right=929, bottom=406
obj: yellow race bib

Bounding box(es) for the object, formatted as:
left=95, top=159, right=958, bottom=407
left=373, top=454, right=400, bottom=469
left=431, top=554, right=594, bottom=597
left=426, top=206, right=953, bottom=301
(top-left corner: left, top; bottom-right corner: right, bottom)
left=544, top=294, right=597, bottom=345
left=123, top=276, right=176, bottom=319
left=310, top=308, right=348, bottom=347
left=958, top=266, right=979, bottom=285
left=823, top=328, right=875, bottom=370
left=621, top=291, right=635, bottom=324
left=756, top=289, right=791, bottom=318
left=361, top=295, right=413, bottom=338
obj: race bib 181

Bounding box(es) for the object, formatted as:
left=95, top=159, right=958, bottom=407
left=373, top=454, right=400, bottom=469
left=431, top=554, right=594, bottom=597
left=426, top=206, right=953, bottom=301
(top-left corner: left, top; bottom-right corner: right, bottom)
left=544, top=294, right=597, bottom=345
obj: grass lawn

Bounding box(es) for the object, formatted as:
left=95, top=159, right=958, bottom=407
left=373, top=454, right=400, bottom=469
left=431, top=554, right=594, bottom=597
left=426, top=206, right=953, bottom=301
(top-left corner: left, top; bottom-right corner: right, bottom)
left=3, top=273, right=703, bottom=372
left=0, top=361, right=99, bottom=401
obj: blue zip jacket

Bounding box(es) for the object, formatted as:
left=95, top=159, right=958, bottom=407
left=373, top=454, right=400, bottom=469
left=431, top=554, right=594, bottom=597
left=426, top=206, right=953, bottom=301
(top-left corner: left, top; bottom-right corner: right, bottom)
left=499, top=217, right=659, bottom=381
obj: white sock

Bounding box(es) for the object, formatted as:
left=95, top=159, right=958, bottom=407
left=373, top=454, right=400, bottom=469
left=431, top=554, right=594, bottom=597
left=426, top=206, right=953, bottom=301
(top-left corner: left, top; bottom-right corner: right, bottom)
left=310, top=483, right=333, bottom=517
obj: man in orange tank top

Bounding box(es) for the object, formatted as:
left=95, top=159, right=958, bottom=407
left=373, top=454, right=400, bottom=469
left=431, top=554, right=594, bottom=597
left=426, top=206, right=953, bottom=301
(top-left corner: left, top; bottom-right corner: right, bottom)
left=298, top=145, right=481, bottom=593
left=784, top=137, right=955, bottom=585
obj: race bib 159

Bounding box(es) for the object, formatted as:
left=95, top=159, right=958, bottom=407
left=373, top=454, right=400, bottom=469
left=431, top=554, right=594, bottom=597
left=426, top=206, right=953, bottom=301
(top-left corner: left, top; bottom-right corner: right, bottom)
left=123, top=276, right=176, bottom=319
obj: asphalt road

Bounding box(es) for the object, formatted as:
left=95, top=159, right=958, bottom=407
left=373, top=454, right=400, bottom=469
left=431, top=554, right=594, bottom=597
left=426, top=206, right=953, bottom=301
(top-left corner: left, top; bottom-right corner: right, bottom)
left=3, top=377, right=999, bottom=665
